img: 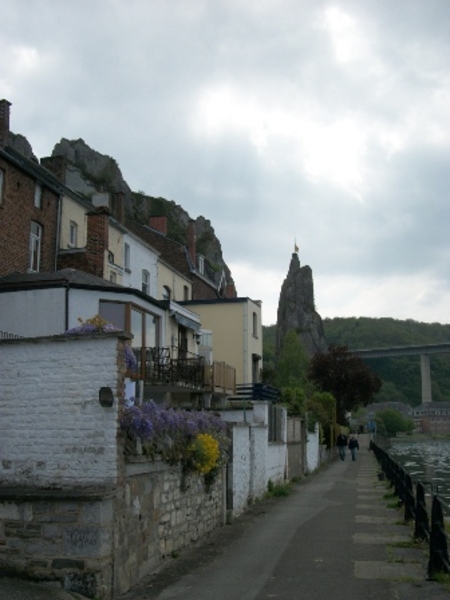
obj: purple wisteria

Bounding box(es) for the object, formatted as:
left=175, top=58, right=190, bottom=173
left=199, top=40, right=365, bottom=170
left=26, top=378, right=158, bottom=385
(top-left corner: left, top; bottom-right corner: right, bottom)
left=64, top=315, right=138, bottom=372
left=121, top=401, right=228, bottom=466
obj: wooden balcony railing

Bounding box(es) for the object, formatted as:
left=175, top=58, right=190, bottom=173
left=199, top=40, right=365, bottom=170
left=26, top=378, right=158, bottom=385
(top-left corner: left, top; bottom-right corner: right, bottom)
left=204, top=361, right=236, bottom=395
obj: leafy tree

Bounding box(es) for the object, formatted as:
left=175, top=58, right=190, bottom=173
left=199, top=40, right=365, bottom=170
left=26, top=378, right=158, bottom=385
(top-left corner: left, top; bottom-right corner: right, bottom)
left=307, top=391, right=336, bottom=447
left=376, top=409, right=414, bottom=437
left=274, top=330, right=311, bottom=390
left=308, top=344, right=382, bottom=425
left=280, top=386, right=308, bottom=417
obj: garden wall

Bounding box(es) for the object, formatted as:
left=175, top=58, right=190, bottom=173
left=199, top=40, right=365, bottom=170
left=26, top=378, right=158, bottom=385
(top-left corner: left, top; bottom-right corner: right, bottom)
left=0, top=334, right=226, bottom=599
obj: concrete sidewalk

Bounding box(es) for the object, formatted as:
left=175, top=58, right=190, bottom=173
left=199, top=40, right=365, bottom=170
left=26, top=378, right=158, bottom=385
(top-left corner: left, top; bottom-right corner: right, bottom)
left=2, top=434, right=449, bottom=599
left=119, top=433, right=449, bottom=600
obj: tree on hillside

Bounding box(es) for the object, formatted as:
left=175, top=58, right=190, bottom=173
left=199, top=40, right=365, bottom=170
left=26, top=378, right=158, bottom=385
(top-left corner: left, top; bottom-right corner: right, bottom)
left=376, top=409, right=414, bottom=437
left=274, top=330, right=311, bottom=390
left=308, top=344, right=382, bottom=425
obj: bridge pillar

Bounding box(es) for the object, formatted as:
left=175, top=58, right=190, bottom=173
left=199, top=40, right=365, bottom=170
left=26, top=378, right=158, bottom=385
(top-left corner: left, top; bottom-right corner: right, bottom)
left=420, top=354, right=432, bottom=404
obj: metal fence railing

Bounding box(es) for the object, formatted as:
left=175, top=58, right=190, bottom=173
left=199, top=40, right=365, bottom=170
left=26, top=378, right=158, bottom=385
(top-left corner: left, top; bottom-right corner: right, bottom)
left=370, top=440, right=450, bottom=578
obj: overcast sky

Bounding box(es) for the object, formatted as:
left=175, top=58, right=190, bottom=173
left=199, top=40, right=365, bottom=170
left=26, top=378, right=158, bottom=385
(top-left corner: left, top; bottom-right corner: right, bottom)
left=2, top=0, right=450, bottom=326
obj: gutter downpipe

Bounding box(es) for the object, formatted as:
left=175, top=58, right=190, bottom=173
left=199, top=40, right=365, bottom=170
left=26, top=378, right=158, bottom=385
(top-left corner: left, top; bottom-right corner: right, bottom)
left=64, top=281, right=70, bottom=332
left=243, top=301, right=248, bottom=422
left=54, top=193, right=63, bottom=271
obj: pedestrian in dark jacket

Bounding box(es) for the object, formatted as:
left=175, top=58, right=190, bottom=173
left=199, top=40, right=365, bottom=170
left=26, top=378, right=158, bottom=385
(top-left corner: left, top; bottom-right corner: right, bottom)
left=336, top=433, right=348, bottom=460
left=348, top=435, right=359, bottom=461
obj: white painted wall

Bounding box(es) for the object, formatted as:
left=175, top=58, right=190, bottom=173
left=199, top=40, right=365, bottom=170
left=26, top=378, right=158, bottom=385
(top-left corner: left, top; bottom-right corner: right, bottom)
left=230, top=424, right=251, bottom=517
left=122, top=232, right=158, bottom=297
left=0, top=334, right=122, bottom=488
left=0, top=287, right=166, bottom=343
left=306, top=424, right=320, bottom=472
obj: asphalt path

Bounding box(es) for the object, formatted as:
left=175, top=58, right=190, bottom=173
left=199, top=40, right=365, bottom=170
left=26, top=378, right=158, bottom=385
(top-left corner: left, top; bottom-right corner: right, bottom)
left=123, top=436, right=400, bottom=600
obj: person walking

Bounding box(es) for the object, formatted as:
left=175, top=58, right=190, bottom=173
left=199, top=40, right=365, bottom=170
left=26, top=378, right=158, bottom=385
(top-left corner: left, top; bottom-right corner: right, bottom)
left=336, top=432, right=348, bottom=460
left=348, top=435, right=359, bottom=461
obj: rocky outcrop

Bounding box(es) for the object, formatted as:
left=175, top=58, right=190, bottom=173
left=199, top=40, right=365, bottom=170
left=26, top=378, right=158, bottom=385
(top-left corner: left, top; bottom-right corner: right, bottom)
left=50, top=138, right=235, bottom=292
left=276, top=253, right=328, bottom=358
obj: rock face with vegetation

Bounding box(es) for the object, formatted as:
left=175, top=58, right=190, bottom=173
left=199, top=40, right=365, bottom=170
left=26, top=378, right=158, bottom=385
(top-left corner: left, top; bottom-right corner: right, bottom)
left=50, top=138, right=235, bottom=290
left=276, top=252, right=328, bottom=359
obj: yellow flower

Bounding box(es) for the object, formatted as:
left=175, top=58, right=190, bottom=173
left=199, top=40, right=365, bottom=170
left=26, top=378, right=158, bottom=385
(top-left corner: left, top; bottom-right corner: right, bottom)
left=188, top=433, right=220, bottom=474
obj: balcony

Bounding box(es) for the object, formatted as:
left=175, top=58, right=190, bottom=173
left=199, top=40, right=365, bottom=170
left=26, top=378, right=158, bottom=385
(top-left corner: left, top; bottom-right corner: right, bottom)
left=129, top=347, right=236, bottom=395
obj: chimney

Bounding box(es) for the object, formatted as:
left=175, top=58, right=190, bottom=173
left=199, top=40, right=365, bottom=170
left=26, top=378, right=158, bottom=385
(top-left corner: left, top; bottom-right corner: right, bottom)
left=86, top=207, right=110, bottom=278
left=187, top=219, right=196, bottom=268
left=149, top=216, right=167, bottom=235
left=0, top=99, right=12, bottom=148
left=224, top=282, right=237, bottom=298
left=113, top=192, right=125, bottom=224
left=41, top=155, right=67, bottom=183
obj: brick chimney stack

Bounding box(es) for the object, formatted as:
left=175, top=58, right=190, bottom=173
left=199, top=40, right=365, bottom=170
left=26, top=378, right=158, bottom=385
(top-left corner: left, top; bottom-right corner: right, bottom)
left=86, top=207, right=110, bottom=278
left=187, top=219, right=196, bottom=268
left=149, top=216, right=168, bottom=235
left=0, top=99, right=12, bottom=148
left=113, top=192, right=125, bottom=224
left=41, top=155, right=67, bottom=183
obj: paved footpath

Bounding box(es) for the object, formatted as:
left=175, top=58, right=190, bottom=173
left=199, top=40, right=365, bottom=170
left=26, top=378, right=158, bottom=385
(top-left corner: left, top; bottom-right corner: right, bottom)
left=2, top=434, right=449, bottom=599
left=120, top=433, right=449, bottom=600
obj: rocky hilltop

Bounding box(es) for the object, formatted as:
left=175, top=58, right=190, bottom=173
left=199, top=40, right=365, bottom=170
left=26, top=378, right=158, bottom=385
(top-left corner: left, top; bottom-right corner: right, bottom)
left=49, top=138, right=235, bottom=290
left=276, top=252, right=328, bottom=358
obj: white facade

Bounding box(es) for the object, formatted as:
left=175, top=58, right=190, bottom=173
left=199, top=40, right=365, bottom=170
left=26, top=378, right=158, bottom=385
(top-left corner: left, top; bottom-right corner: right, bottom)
left=0, top=335, right=122, bottom=488
left=0, top=285, right=166, bottom=344
left=122, top=231, right=158, bottom=298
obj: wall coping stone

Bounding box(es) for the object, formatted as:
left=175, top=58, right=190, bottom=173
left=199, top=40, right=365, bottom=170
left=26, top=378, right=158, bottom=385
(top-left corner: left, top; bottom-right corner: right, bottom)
left=0, top=331, right=132, bottom=346
left=0, top=486, right=116, bottom=501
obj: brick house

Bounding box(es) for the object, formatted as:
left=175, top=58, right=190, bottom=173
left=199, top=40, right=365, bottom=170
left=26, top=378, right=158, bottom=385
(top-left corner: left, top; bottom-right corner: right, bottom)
left=0, top=99, right=61, bottom=276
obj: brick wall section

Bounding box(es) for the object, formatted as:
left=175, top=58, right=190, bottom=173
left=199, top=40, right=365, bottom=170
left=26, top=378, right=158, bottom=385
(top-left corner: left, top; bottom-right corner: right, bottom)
left=0, top=333, right=124, bottom=488
left=0, top=156, right=59, bottom=276
left=41, top=155, right=68, bottom=183
left=73, top=207, right=110, bottom=278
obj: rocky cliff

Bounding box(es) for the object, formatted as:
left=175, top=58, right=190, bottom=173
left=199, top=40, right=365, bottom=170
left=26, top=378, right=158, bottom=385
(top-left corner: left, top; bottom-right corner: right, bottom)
left=276, top=252, right=328, bottom=358
left=48, top=138, right=235, bottom=291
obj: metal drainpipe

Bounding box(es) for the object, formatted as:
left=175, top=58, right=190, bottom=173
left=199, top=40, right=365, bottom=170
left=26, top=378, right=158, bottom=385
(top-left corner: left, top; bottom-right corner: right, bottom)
left=64, top=282, right=70, bottom=331
left=54, top=193, right=63, bottom=271
left=243, top=302, right=248, bottom=422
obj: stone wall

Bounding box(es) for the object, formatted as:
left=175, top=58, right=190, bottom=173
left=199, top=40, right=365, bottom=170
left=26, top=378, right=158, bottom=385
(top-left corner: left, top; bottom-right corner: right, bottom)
left=114, top=458, right=225, bottom=594
left=0, top=333, right=228, bottom=599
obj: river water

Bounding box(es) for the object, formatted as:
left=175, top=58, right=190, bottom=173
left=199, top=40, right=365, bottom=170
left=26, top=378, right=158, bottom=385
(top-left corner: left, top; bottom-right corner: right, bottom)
left=387, top=437, right=450, bottom=507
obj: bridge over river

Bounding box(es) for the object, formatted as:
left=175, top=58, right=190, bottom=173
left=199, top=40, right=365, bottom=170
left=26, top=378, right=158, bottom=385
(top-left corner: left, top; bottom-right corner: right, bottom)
left=352, top=342, right=450, bottom=404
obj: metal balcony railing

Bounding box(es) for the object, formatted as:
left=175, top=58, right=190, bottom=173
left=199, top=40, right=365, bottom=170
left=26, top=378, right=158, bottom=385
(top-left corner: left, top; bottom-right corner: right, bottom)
left=129, top=347, right=237, bottom=394
left=131, top=347, right=205, bottom=389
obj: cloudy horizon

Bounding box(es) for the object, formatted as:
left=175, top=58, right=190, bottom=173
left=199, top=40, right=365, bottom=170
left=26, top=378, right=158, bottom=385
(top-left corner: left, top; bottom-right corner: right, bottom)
left=3, top=0, right=450, bottom=326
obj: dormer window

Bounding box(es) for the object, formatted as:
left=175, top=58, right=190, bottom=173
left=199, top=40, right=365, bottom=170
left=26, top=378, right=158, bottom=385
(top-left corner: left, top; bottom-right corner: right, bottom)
left=124, top=243, right=131, bottom=270
left=0, top=169, right=4, bottom=205
left=69, top=221, right=78, bottom=247
left=162, top=285, right=171, bottom=301
left=142, top=270, right=150, bottom=295
left=34, top=182, right=42, bottom=208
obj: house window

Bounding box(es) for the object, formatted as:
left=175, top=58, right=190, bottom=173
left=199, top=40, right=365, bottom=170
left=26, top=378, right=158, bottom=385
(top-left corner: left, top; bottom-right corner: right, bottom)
left=183, top=285, right=189, bottom=301
left=29, top=221, right=42, bottom=272
left=124, top=243, right=131, bottom=270
left=142, top=270, right=150, bottom=295
left=34, top=182, right=42, bottom=208
left=110, top=271, right=117, bottom=283
left=162, top=285, right=171, bottom=301
left=108, top=251, right=114, bottom=265
left=198, top=255, right=204, bottom=275
left=99, top=300, right=159, bottom=347
left=253, top=312, right=258, bottom=337
left=69, top=221, right=78, bottom=247
left=0, top=169, right=4, bottom=205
